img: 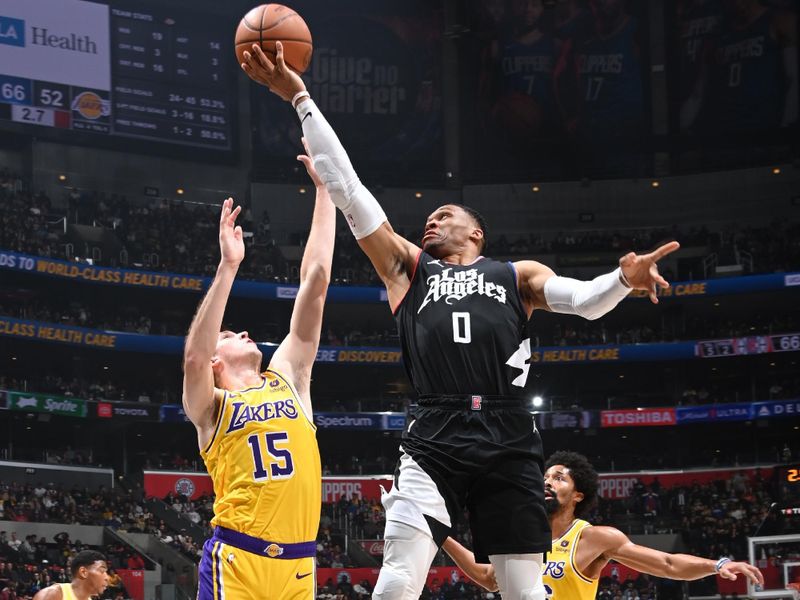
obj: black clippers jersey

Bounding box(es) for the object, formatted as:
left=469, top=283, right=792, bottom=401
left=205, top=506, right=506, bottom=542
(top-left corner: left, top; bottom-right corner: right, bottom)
left=394, top=251, right=531, bottom=396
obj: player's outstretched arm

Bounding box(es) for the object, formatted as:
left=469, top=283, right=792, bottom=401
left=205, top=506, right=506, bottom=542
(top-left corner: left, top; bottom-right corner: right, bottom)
left=182, top=198, right=243, bottom=445
left=241, top=41, right=420, bottom=309
left=441, top=537, right=499, bottom=592
left=587, top=526, right=764, bottom=584
left=515, top=241, right=679, bottom=319
left=268, top=146, right=335, bottom=415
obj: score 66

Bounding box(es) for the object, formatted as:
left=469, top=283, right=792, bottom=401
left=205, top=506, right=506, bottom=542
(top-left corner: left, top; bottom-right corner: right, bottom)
left=0, top=75, right=32, bottom=105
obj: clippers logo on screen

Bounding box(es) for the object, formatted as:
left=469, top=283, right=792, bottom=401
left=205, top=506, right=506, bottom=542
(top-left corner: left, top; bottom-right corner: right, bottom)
left=71, top=91, right=110, bottom=120
left=174, top=477, right=196, bottom=498
left=0, top=16, right=25, bottom=48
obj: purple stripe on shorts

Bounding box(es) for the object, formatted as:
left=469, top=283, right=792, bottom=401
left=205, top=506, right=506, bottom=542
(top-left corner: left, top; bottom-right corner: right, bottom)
left=197, top=539, right=216, bottom=600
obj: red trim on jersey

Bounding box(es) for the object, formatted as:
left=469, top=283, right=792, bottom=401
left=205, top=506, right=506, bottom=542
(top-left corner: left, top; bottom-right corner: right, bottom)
left=391, top=249, right=424, bottom=316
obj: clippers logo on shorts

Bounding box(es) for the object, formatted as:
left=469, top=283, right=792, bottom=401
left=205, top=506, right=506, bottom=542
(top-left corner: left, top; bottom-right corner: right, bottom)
left=225, top=398, right=298, bottom=433
left=418, top=267, right=507, bottom=314
left=71, top=91, right=110, bottom=120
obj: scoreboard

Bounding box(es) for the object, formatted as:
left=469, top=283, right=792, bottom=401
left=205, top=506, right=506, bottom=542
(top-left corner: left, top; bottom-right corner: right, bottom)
left=0, top=0, right=234, bottom=151
left=696, top=333, right=800, bottom=358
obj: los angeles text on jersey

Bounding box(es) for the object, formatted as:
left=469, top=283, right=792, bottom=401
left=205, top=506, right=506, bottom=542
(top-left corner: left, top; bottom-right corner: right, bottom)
left=418, top=267, right=507, bottom=313
left=225, top=398, right=298, bottom=433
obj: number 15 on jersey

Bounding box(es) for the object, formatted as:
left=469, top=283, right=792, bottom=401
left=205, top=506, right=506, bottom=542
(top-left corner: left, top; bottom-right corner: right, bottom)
left=247, top=432, right=294, bottom=482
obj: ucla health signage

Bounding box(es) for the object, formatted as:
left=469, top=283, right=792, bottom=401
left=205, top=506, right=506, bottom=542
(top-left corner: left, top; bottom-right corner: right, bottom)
left=3, top=249, right=798, bottom=305
left=530, top=343, right=696, bottom=364
left=628, top=271, right=799, bottom=300
left=0, top=250, right=383, bottom=303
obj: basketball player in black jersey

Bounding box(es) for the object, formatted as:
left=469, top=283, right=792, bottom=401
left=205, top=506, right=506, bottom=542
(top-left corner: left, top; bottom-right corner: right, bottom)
left=684, top=0, right=797, bottom=132
left=242, top=41, right=679, bottom=600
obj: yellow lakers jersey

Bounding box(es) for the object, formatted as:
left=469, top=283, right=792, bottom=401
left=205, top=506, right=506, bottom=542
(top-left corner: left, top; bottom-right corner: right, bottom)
left=542, top=519, right=598, bottom=600
left=200, top=369, right=321, bottom=543
left=58, top=583, right=77, bottom=600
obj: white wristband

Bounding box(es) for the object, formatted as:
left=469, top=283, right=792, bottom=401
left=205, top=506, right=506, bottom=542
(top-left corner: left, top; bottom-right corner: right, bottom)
left=715, top=558, right=731, bottom=573
left=291, top=90, right=310, bottom=109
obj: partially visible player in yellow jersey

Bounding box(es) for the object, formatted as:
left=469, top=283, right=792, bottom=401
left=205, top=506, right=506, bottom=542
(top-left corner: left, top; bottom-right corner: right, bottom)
left=32, top=551, right=109, bottom=600
left=444, top=451, right=764, bottom=597
left=183, top=147, right=335, bottom=600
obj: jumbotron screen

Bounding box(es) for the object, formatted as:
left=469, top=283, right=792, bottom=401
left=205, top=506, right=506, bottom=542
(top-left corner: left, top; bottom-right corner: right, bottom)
left=0, top=0, right=234, bottom=151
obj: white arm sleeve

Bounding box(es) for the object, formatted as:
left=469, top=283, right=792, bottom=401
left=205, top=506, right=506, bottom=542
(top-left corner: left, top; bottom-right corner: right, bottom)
left=543, top=268, right=632, bottom=320
left=296, top=98, right=387, bottom=239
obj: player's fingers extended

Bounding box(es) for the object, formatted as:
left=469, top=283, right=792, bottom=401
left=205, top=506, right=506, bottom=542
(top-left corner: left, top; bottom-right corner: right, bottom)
left=649, top=241, right=680, bottom=262
left=275, top=40, right=287, bottom=70
left=649, top=284, right=658, bottom=304
left=650, top=265, right=669, bottom=288
left=230, top=205, right=242, bottom=223
left=251, top=43, right=275, bottom=72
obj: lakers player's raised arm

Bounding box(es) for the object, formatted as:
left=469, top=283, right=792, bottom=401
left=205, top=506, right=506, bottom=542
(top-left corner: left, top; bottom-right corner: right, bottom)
left=268, top=156, right=336, bottom=414
left=183, top=198, right=244, bottom=447
left=358, top=223, right=422, bottom=310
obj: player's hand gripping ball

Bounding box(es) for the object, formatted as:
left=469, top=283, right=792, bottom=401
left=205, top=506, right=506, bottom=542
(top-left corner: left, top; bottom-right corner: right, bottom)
left=234, top=4, right=312, bottom=74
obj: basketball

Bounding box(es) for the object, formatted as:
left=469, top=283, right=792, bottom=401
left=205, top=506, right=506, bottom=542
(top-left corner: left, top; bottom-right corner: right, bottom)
left=235, top=4, right=313, bottom=74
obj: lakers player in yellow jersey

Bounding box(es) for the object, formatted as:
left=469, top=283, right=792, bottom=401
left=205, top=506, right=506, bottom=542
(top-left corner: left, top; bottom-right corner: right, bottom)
left=32, top=551, right=109, bottom=600
left=183, top=148, right=335, bottom=600
left=444, top=451, right=763, bottom=598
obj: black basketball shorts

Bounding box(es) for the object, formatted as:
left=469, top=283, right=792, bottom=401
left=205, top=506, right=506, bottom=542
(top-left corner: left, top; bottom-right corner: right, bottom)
left=380, top=395, right=551, bottom=562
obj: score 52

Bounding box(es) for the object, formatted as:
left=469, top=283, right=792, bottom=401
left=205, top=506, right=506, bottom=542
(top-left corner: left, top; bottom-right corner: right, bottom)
left=33, top=81, right=69, bottom=109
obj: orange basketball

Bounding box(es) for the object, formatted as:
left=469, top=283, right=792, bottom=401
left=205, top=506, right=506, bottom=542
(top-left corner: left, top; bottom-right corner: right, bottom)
left=235, top=4, right=313, bottom=74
